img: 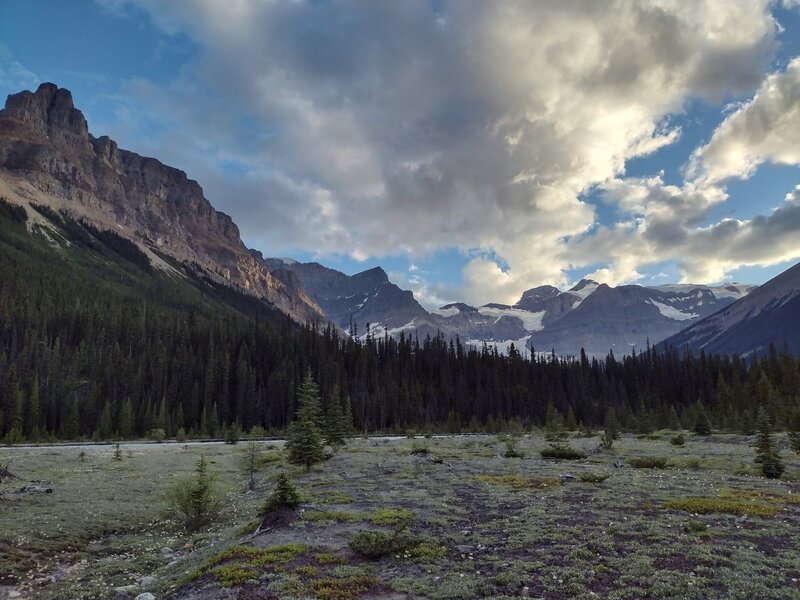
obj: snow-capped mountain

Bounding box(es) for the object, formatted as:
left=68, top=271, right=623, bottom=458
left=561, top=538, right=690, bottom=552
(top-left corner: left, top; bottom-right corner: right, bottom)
left=659, top=263, right=800, bottom=357
left=258, top=257, right=756, bottom=356
left=430, top=280, right=753, bottom=357
left=257, top=258, right=443, bottom=338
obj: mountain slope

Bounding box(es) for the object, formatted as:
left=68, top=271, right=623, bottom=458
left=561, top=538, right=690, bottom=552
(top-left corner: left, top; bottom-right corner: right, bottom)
left=659, top=262, right=800, bottom=356
left=0, top=83, right=323, bottom=323
left=258, top=258, right=440, bottom=336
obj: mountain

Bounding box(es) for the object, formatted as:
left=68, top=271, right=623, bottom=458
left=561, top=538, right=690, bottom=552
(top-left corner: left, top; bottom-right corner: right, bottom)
left=0, top=83, right=323, bottom=323
left=659, top=262, right=800, bottom=357
left=255, top=255, right=755, bottom=356
left=526, top=282, right=743, bottom=357
left=425, top=279, right=753, bottom=356
left=257, top=257, right=441, bottom=337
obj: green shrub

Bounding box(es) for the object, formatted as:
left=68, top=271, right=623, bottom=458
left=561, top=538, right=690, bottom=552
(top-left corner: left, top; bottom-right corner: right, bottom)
left=788, top=430, right=800, bottom=455
left=540, top=445, right=587, bottom=460
left=683, top=520, right=708, bottom=533
left=262, top=473, right=302, bottom=514
left=314, top=552, right=346, bottom=565
left=629, top=457, right=667, bottom=469
left=503, top=436, right=524, bottom=458
left=407, top=542, right=448, bottom=561
left=224, top=423, right=242, bottom=445
left=472, top=474, right=561, bottom=491
left=371, top=508, right=413, bottom=528
left=578, top=472, right=610, bottom=483
left=167, top=455, right=221, bottom=531
left=410, top=445, right=430, bottom=455
left=349, top=531, right=417, bottom=559
left=211, top=564, right=258, bottom=586
left=665, top=496, right=778, bottom=517
left=670, top=434, right=685, bottom=446
left=308, top=574, right=378, bottom=600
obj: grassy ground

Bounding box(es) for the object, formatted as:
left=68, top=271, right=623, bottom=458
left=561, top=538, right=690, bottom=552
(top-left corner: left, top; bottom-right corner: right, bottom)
left=1, top=432, right=799, bottom=599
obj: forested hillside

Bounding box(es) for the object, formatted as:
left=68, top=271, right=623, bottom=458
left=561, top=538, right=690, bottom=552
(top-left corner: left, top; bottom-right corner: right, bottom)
left=1, top=200, right=799, bottom=443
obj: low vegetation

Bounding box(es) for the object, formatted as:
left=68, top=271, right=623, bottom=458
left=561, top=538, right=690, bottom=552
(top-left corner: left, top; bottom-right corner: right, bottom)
left=2, top=432, right=799, bottom=600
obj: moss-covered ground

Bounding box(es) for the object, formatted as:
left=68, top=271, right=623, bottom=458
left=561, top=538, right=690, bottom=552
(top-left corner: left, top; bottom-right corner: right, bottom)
left=2, top=432, right=800, bottom=599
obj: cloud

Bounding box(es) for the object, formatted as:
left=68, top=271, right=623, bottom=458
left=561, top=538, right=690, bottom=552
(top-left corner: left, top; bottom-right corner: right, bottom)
left=688, top=58, right=800, bottom=184
left=95, top=0, right=782, bottom=304
left=0, top=47, right=40, bottom=93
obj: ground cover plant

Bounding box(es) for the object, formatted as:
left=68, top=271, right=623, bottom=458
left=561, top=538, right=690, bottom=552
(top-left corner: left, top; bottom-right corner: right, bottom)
left=1, top=431, right=799, bottom=599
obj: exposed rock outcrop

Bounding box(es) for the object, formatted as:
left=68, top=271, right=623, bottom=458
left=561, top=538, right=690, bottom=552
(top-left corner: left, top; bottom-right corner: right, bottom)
left=0, top=83, right=323, bottom=323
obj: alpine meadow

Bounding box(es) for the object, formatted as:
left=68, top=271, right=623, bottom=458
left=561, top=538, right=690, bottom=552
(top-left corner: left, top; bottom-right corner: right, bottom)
left=2, top=2, right=800, bottom=600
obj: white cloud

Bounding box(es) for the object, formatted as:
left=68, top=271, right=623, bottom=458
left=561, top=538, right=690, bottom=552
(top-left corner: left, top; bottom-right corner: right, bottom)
left=0, top=47, right=40, bottom=93
left=95, top=0, right=784, bottom=304
left=688, top=58, right=800, bottom=184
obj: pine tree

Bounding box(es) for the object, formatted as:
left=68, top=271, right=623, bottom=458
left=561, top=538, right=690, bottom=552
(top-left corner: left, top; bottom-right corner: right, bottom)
left=25, top=374, right=40, bottom=440
left=604, top=407, right=620, bottom=440
left=96, top=402, right=113, bottom=440
left=167, top=455, right=221, bottom=530
left=755, top=407, right=783, bottom=479
left=667, top=406, right=681, bottom=431
left=262, top=473, right=301, bottom=514
left=324, top=387, right=347, bottom=450
left=118, top=398, right=134, bottom=439
left=62, top=400, right=80, bottom=440
left=544, top=401, right=567, bottom=443
left=786, top=411, right=800, bottom=455
left=285, top=369, right=325, bottom=472
left=692, top=402, right=712, bottom=436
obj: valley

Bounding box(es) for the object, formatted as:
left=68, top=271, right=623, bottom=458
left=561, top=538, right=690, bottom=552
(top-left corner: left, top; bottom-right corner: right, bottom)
left=2, top=433, right=800, bottom=600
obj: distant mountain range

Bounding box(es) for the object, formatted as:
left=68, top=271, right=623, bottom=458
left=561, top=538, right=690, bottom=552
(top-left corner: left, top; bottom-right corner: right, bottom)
left=3, top=83, right=798, bottom=359
left=262, top=257, right=756, bottom=357
left=660, top=262, right=800, bottom=357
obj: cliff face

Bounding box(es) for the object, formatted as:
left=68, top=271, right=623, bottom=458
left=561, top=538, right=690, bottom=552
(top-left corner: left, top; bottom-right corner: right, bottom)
left=0, top=83, right=323, bottom=323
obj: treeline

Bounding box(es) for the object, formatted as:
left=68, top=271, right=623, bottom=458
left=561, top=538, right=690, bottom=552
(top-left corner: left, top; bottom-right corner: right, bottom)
left=1, top=200, right=799, bottom=442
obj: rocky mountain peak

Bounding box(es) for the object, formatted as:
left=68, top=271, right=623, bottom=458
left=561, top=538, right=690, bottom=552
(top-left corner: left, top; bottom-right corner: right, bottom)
left=569, top=279, right=599, bottom=292
left=0, top=83, right=324, bottom=324
left=441, top=302, right=479, bottom=313
left=352, top=266, right=389, bottom=288
left=4, top=83, right=90, bottom=147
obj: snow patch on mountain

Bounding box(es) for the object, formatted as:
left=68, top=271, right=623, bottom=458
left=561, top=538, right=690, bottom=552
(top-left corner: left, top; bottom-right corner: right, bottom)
left=477, top=307, right=546, bottom=332
left=651, top=283, right=754, bottom=301
left=647, top=299, right=697, bottom=321
left=431, top=306, right=461, bottom=318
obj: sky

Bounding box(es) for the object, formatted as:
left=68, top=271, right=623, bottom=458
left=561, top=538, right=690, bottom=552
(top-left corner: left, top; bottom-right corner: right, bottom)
left=2, top=0, right=800, bottom=309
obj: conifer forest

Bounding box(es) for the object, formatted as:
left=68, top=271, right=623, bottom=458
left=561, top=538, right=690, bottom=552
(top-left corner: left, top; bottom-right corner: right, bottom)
left=1, top=202, right=798, bottom=443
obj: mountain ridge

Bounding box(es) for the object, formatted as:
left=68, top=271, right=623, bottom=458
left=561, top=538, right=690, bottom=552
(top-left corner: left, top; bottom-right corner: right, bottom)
left=0, top=83, right=324, bottom=323
left=659, top=262, right=800, bottom=357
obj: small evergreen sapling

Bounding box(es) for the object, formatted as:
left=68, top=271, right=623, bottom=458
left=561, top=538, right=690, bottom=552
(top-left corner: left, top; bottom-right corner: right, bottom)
left=692, top=402, right=713, bottom=436
left=754, top=408, right=783, bottom=479
left=788, top=412, right=800, bottom=455
left=323, top=387, right=349, bottom=450
left=286, top=369, right=325, bottom=471
left=262, top=473, right=302, bottom=514
left=167, top=455, right=221, bottom=530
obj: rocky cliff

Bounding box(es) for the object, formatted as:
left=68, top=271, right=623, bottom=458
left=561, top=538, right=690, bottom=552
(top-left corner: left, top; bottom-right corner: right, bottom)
left=0, top=83, right=323, bottom=323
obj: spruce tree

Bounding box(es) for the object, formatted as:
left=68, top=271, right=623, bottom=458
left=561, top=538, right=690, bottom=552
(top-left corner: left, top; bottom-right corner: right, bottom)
left=755, top=407, right=783, bottom=479
left=788, top=411, right=800, bottom=454
left=692, top=402, right=712, bottom=436
left=96, top=402, right=113, bottom=440
left=285, top=369, right=325, bottom=471
left=167, top=455, right=221, bottom=530
left=118, top=398, right=134, bottom=439
left=262, top=473, right=301, bottom=514
left=604, top=408, right=620, bottom=440
left=324, top=387, right=347, bottom=450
